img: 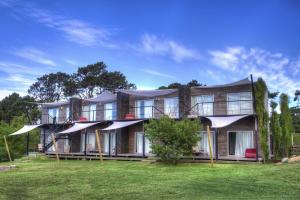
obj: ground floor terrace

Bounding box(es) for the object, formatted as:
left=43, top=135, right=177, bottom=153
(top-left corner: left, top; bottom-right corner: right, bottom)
left=42, top=115, right=262, bottom=161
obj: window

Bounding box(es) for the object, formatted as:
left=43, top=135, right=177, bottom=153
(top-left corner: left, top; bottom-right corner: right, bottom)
left=228, top=131, right=254, bottom=156
left=104, top=102, right=117, bottom=120
left=164, top=97, right=179, bottom=118
left=66, top=107, right=70, bottom=121
left=197, top=131, right=215, bottom=154
left=136, top=132, right=151, bottom=155
left=81, top=132, right=96, bottom=152
left=191, top=95, right=214, bottom=116
left=136, top=100, right=154, bottom=118
left=81, top=104, right=97, bottom=121
left=48, top=107, right=59, bottom=123
left=227, top=92, right=253, bottom=115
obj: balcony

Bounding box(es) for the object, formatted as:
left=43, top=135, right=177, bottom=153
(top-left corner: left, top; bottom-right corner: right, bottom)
left=128, top=106, right=179, bottom=119
left=188, top=99, right=254, bottom=117
left=81, top=109, right=117, bottom=121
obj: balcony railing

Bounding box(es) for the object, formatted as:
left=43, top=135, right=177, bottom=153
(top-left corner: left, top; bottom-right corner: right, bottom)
left=41, top=114, right=70, bottom=124
left=188, top=99, right=254, bottom=117
left=81, top=109, right=117, bottom=121
left=129, top=106, right=179, bottom=119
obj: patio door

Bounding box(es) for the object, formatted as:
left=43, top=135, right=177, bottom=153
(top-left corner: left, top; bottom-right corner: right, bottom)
left=103, top=132, right=116, bottom=154
left=136, top=132, right=151, bottom=155
left=197, top=131, right=215, bottom=155
left=228, top=131, right=254, bottom=156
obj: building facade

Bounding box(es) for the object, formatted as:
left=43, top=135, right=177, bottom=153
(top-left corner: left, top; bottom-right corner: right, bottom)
left=38, top=78, right=268, bottom=161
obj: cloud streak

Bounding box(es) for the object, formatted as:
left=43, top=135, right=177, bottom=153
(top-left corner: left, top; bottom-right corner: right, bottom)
left=1, top=0, right=118, bottom=48
left=14, top=47, right=57, bottom=66
left=141, top=69, right=176, bottom=79
left=209, top=46, right=300, bottom=97
left=135, top=34, right=201, bottom=62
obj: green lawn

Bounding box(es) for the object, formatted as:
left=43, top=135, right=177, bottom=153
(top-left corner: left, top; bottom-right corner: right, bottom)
left=0, top=158, right=300, bottom=200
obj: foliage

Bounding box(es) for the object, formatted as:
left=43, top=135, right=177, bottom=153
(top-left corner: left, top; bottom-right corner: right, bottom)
left=0, top=116, right=39, bottom=162
left=28, top=72, right=71, bottom=102
left=254, top=78, right=269, bottom=162
left=1, top=159, right=300, bottom=199
left=270, top=101, right=282, bottom=159
left=294, top=90, right=300, bottom=106
left=290, top=106, right=300, bottom=133
left=158, top=80, right=205, bottom=89
left=280, top=93, right=293, bottom=157
left=28, top=62, right=136, bottom=101
left=145, top=116, right=200, bottom=164
left=0, top=93, right=40, bottom=124
left=268, top=91, right=279, bottom=99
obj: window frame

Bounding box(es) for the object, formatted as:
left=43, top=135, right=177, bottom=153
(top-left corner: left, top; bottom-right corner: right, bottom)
left=227, top=92, right=253, bottom=115
left=191, top=95, right=214, bottom=116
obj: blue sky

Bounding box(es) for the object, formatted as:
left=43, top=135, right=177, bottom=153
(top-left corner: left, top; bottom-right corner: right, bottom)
left=0, top=0, right=300, bottom=103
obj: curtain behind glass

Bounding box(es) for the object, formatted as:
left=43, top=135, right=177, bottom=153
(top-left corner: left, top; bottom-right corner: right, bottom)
left=234, top=131, right=254, bottom=156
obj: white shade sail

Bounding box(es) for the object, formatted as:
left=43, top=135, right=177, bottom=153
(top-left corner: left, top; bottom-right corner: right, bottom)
left=58, top=122, right=101, bottom=134
left=205, top=115, right=251, bottom=128
left=102, top=120, right=143, bottom=131
left=9, top=125, right=42, bottom=136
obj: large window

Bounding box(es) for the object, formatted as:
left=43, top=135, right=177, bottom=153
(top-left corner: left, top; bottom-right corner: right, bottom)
left=227, top=92, right=253, bottom=115
left=136, top=100, right=154, bottom=118
left=191, top=95, right=214, bottom=116
left=164, top=97, right=179, bottom=118
left=48, top=107, right=59, bottom=123
left=136, top=132, right=152, bottom=155
left=197, top=131, right=215, bottom=154
left=82, top=104, right=97, bottom=121
left=228, top=131, right=254, bottom=156
left=104, top=102, right=117, bottom=120
left=81, top=132, right=96, bottom=152
left=66, top=107, right=70, bottom=121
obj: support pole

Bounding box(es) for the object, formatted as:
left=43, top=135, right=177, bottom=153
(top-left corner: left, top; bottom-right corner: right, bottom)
left=84, top=129, right=87, bottom=157
left=215, top=129, right=219, bottom=160
left=108, top=131, right=111, bottom=157
left=115, top=131, right=118, bottom=157
left=207, top=125, right=214, bottom=167
left=51, top=133, right=59, bottom=162
left=3, top=136, right=12, bottom=162
left=26, top=132, right=30, bottom=156
left=95, top=129, right=103, bottom=162
left=142, top=133, right=145, bottom=157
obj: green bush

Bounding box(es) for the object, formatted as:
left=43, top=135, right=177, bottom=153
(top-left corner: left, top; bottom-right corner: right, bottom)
left=145, top=116, right=201, bottom=164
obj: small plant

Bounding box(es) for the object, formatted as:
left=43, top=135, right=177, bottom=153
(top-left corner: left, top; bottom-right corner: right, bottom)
left=145, top=116, right=200, bottom=164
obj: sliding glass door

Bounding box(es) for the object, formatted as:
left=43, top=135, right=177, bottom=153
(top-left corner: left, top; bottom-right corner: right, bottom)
left=103, top=132, right=116, bottom=154
left=136, top=132, right=151, bottom=155
left=228, top=131, right=254, bottom=156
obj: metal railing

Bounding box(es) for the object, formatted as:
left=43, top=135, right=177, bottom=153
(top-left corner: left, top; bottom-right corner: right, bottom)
left=81, top=108, right=117, bottom=121
left=129, top=106, right=179, bottom=119
left=187, top=99, right=254, bottom=117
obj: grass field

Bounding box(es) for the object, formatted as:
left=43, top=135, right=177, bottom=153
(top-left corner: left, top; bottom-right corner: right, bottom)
left=0, top=158, right=300, bottom=199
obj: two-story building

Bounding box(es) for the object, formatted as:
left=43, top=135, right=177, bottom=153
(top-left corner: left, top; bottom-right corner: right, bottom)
left=28, top=77, right=267, bottom=161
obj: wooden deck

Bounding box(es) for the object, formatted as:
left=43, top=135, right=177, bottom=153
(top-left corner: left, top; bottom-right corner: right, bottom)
left=45, top=152, right=260, bottom=162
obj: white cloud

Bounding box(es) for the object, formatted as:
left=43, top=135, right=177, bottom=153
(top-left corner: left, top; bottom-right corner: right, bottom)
left=5, top=74, right=33, bottom=86
left=137, top=34, right=201, bottom=62
left=0, top=61, right=44, bottom=75
left=1, top=1, right=117, bottom=48
left=208, top=46, right=300, bottom=97
left=141, top=69, right=176, bottom=79
left=14, top=47, right=57, bottom=66
left=64, top=59, right=79, bottom=66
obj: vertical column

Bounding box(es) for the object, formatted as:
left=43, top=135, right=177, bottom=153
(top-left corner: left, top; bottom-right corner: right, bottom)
left=117, top=92, right=129, bottom=120
left=215, top=129, right=218, bottom=160
left=109, top=131, right=111, bottom=157
left=26, top=132, right=30, bottom=156
left=179, top=85, right=191, bottom=118
left=84, top=129, right=87, bottom=157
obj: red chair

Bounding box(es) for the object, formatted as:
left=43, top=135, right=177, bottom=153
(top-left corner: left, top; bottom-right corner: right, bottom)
left=125, top=113, right=135, bottom=119
left=79, top=116, right=87, bottom=121
left=245, top=148, right=256, bottom=158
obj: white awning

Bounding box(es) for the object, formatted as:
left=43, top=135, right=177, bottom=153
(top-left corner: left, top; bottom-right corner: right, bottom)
left=102, top=120, right=143, bottom=131
left=58, top=122, right=101, bottom=134
left=9, top=125, right=42, bottom=136
left=205, top=115, right=251, bottom=128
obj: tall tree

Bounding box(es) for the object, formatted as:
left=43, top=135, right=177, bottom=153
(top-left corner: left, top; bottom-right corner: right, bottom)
left=270, top=101, right=282, bottom=159
left=254, top=78, right=269, bottom=162
left=158, top=80, right=205, bottom=89
left=28, top=72, right=70, bottom=102
left=294, top=90, right=300, bottom=107
left=74, top=62, right=136, bottom=98
left=0, top=93, right=40, bottom=124
left=280, top=93, right=293, bottom=157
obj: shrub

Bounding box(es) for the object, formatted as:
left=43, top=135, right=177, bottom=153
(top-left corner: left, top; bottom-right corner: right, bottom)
left=145, top=116, right=201, bottom=164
